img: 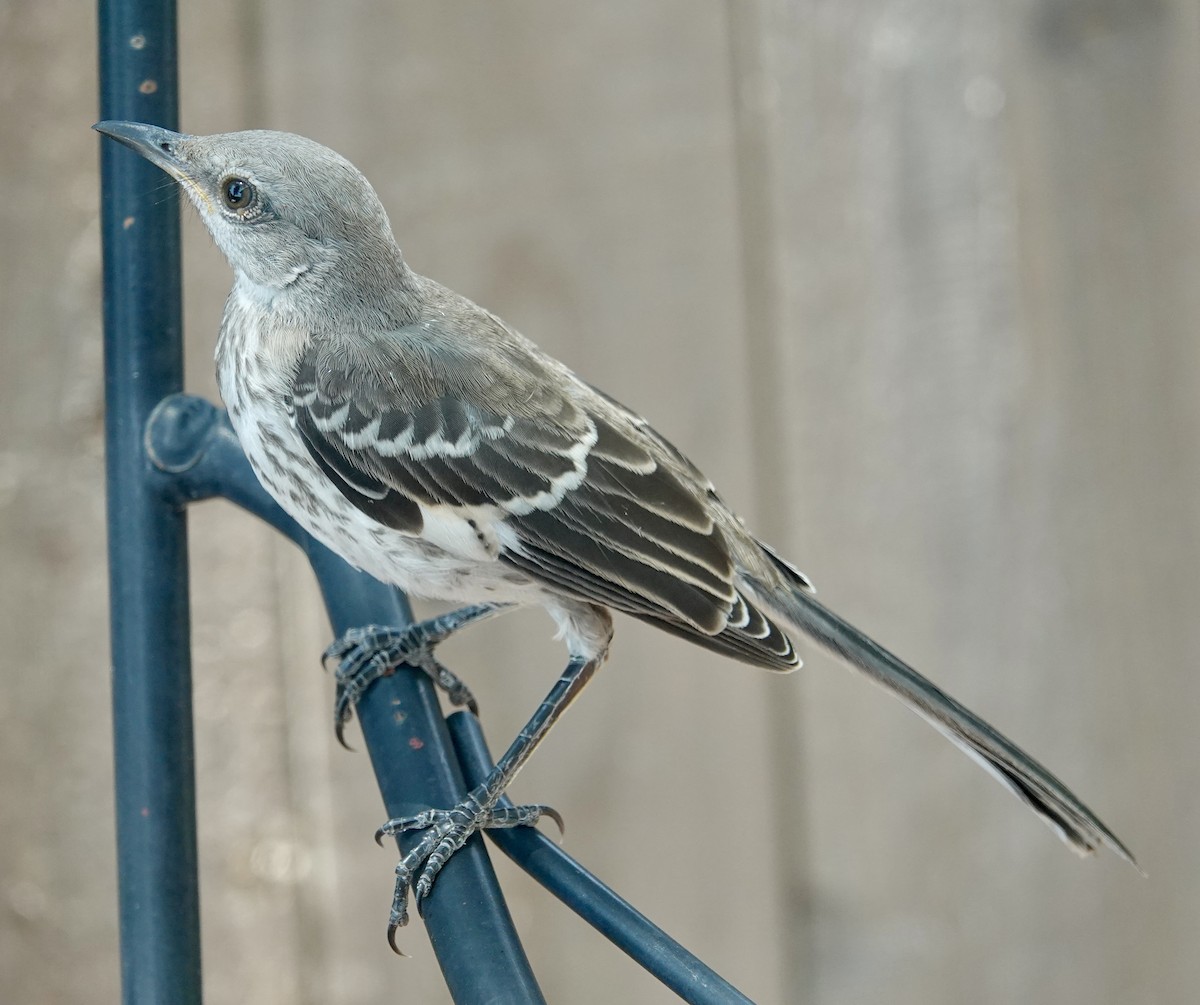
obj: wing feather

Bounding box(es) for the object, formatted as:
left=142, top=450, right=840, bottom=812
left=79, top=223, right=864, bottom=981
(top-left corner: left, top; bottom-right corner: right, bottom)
left=289, top=338, right=798, bottom=669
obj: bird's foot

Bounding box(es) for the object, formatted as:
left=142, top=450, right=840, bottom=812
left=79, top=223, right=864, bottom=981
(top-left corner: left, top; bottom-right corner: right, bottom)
left=378, top=784, right=563, bottom=951
left=323, top=604, right=508, bottom=747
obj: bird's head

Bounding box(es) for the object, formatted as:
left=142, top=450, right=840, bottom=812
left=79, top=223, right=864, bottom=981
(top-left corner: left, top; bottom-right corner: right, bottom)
left=94, top=121, right=415, bottom=324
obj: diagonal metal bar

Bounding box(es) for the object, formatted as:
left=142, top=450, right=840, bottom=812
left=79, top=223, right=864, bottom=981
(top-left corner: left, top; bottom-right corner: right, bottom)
left=447, top=712, right=757, bottom=1005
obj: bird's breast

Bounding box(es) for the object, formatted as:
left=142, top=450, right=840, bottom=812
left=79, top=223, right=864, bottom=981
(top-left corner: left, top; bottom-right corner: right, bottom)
left=213, top=302, right=539, bottom=606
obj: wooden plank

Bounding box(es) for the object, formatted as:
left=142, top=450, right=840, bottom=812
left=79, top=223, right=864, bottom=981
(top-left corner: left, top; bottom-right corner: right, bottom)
left=733, top=1, right=1200, bottom=1002
left=0, top=3, right=119, bottom=1001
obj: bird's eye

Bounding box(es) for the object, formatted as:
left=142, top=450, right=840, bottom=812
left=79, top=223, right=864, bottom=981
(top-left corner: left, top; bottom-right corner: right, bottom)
left=220, top=176, right=255, bottom=211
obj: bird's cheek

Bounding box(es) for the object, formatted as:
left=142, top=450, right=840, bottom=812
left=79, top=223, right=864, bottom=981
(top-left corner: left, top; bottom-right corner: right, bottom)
left=204, top=226, right=241, bottom=267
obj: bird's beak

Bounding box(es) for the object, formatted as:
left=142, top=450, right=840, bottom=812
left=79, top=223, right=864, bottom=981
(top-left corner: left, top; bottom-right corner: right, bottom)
left=94, top=121, right=193, bottom=183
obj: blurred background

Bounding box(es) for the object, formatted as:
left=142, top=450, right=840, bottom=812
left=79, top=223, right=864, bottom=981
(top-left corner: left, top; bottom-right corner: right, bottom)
left=2, top=1, right=1197, bottom=1002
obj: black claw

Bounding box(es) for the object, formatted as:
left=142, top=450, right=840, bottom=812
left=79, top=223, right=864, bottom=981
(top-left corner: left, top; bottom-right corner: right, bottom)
left=387, top=923, right=409, bottom=956
left=453, top=690, right=480, bottom=716
left=335, top=719, right=355, bottom=752
left=321, top=640, right=352, bottom=673
left=543, top=806, right=566, bottom=836
left=375, top=825, right=389, bottom=847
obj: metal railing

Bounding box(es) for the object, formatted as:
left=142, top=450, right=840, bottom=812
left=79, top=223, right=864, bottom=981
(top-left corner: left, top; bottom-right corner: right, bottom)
left=98, top=1, right=756, bottom=1001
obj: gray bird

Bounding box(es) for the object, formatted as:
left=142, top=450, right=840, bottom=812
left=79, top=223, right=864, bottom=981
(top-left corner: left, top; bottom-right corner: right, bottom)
left=95, top=121, right=1136, bottom=944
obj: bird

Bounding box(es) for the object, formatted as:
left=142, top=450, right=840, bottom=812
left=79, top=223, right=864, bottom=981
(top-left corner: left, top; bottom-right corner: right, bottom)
left=95, top=121, right=1136, bottom=945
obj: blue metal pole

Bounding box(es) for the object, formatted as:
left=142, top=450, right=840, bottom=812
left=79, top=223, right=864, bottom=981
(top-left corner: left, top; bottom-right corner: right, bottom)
left=97, top=2, right=199, bottom=1003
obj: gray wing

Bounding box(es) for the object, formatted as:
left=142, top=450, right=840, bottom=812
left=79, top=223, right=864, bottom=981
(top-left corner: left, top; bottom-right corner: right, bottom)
left=290, top=341, right=798, bottom=670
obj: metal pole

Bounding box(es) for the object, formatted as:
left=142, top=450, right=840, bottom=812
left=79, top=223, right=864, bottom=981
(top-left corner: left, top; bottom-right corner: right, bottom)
left=97, top=1, right=201, bottom=1002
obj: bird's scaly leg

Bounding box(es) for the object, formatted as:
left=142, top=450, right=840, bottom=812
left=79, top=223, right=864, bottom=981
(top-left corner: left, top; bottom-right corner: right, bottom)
left=323, top=603, right=511, bottom=747
left=378, top=652, right=601, bottom=949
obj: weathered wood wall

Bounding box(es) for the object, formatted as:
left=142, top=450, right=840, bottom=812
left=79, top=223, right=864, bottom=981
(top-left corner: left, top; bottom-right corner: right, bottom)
left=2, top=2, right=1195, bottom=1002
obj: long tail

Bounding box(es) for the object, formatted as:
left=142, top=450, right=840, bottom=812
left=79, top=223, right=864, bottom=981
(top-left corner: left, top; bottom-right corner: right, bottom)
left=753, top=579, right=1137, bottom=866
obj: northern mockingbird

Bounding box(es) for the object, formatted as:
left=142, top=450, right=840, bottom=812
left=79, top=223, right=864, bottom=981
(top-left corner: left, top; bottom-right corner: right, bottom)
left=96, top=121, right=1136, bottom=945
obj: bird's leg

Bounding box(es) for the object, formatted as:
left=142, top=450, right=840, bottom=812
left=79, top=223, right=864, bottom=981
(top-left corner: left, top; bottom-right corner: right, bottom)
left=323, top=602, right=512, bottom=747
left=378, top=652, right=601, bottom=948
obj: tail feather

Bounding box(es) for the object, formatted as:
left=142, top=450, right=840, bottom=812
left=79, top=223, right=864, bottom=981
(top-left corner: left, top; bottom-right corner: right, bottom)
left=751, top=578, right=1137, bottom=867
